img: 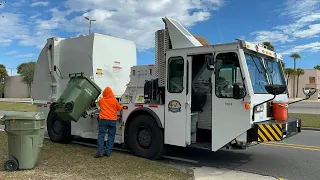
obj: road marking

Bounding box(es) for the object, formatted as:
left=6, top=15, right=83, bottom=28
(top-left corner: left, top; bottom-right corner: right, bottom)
left=266, top=142, right=320, bottom=150
left=262, top=143, right=320, bottom=151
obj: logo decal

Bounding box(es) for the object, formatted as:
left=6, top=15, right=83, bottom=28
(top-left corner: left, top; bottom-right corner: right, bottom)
left=168, top=100, right=181, bottom=113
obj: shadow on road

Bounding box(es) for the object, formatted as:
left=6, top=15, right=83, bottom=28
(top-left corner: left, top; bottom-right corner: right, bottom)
left=165, top=145, right=253, bottom=170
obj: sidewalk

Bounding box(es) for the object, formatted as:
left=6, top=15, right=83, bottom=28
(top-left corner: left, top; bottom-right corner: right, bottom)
left=0, top=98, right=33, bottom=103
left=193, top=166, right=278, bottom=180
left=288, top=98, right=319, bottom=102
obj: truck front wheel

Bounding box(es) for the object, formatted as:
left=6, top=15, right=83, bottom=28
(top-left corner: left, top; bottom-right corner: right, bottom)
left=127, top=115, right=165, bottom=160
left=47, top=111, right=72, bottom=144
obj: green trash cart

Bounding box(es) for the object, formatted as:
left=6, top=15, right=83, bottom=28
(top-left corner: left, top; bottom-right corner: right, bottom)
left=51, top=72, right=102, bottom=122
left=0, top=112, right=45, bottom=171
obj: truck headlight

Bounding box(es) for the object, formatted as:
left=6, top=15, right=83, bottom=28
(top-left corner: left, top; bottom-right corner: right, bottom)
left=255, top=105, right=264, bottom=113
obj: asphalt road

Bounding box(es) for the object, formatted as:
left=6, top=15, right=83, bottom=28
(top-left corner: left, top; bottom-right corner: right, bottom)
left=288, top=101, right=320, bottom=114
left=165, top=130, right=320, bottom=180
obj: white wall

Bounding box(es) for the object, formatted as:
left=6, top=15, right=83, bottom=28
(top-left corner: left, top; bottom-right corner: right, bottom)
left=4, top=76, right=29, bottom=98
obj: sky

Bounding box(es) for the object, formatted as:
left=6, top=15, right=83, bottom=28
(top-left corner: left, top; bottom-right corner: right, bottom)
left=0, top=0, right=320, bottom=76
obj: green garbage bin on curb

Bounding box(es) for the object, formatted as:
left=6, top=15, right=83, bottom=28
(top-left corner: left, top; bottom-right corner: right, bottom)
left=51, top=72, right=102, bottom=122
left=0, top=112, right=45, bottom=171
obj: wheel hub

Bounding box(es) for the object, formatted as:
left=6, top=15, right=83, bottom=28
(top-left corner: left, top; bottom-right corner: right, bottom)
left=137, top=127, right=152, bottom=149
left=53, top=120, right=62, bottom=134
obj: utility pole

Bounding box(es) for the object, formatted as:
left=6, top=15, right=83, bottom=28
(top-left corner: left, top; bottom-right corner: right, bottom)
left=84, top=17, right=96, bottom=35
left=9, top=68, right=13, bottom=76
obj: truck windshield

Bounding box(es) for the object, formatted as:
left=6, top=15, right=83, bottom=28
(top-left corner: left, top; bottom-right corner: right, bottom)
left=245, top=53, right=268, bottom=93
left=264, top=58, right=286, bottom=86
left=245, top=53, right=285, bottom=94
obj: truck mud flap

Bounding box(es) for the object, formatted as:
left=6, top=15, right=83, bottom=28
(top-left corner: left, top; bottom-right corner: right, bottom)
left=253, top=117, right=301, bottom=142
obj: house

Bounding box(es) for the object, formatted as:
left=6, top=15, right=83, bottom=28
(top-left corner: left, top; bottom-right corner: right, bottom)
left=286, top=69, right=320, bottom=99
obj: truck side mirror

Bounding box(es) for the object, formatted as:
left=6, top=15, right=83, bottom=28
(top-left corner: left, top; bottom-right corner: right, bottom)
left=233, top=83, right=246, bottom=99
left=303, top=88, right=317, bottom=97
left=265, top=84, right=287, bottom=95
left=205, top=55, right=214, bottom=70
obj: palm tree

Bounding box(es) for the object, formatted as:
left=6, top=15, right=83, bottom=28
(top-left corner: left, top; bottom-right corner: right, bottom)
left=290, top=53, right=301, bottom=98
left=284, top=68, right=293, bottom=85
left=295, top=68, right=305, bottom=98
left=284, top=68, right=294, bottom=97
left=263, top=41, right=275, bottom=51
left=314, top=65, right=320, bottom=70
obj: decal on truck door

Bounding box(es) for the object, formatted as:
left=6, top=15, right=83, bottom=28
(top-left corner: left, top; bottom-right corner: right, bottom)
left=168, top=100, right=181, bottom=113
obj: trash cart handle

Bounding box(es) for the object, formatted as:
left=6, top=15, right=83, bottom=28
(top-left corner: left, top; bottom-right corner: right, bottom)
left=69, top=72, right=84, bottom=78
left=0, top=119, right=5, bottom=125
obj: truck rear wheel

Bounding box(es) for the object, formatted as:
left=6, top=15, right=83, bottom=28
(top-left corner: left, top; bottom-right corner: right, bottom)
left=47, top=111, right=72, bottom=144
left=127, top=115, right=165, bottom=160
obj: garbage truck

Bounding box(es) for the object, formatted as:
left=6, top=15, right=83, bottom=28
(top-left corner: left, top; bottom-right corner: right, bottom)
left=32, top=16, right=316, bottom=159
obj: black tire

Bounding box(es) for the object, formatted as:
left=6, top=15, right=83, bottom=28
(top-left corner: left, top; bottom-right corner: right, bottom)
left=47, top=111, right=72, bottom=144
left=127, top=115, right=165, bottom=160
left=4, top=159, right=18, bottom=171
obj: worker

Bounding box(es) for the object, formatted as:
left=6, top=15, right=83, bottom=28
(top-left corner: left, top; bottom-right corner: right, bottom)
left=95, top=86, right=123, bottom=158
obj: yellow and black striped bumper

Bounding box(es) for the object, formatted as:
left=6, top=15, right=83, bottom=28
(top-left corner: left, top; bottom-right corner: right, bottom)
left=254, top=117, right=301, bottom=142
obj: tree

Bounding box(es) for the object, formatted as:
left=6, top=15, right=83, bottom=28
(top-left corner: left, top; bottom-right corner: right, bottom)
left=284, top=68, right=293, bottom=85
left=263, top=41, right=275, bottom=51
left=17, top=61, right=36, bottom=98
left=314, top=65, right=320, bottom=70
left=290, top=53, right=301, bottom=98
left=0, top=64, right=8, bottom=98
left=295, top=68, right=305, bottom=98
left=284, top=68, right=294, bottom=97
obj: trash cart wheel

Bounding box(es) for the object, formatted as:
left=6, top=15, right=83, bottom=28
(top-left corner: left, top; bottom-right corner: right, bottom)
left=47, top=111, right=72, bottom=144
left=4, top=159, right=18, bottom=171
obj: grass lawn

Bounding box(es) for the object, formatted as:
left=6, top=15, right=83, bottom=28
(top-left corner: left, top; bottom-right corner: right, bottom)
left=289, top=113, right=320, bottom=128
left=0, top=102, right=36, bottom=112
left=0, top=133, right=190, bottom=180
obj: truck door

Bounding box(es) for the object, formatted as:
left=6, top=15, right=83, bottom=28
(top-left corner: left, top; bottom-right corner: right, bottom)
left=211, top=51, right=251, bottom=151
left=165, top=54, right=191, bottom=147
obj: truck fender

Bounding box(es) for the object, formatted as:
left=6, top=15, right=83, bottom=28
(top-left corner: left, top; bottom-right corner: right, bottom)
left=126, top=107, right=163, bottom=129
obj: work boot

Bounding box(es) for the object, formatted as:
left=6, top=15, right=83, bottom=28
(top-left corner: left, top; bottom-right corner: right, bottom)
left=105, top=152, right=111, bottom=157
left=94, top=154, right=103, bottom=158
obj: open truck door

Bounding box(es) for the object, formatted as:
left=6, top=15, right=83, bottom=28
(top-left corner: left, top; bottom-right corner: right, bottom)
left=211, top=50, right=251, bottom=151
left=164, top=53, right=192, bottom=147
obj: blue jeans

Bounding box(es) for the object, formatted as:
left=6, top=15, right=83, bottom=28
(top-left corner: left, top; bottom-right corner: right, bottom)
left=97, top=120, right=116, bottom=156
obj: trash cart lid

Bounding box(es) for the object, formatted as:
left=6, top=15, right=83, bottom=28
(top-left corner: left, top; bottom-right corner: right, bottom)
left=2, top=111, right=45, bottom=121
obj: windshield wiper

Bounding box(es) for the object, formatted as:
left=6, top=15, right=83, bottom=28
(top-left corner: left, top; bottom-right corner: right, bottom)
left=250, top=54, right=265, bottom=74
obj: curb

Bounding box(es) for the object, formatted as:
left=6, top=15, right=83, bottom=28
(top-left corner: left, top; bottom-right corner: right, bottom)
left=302, top=127, right=320, bottom=131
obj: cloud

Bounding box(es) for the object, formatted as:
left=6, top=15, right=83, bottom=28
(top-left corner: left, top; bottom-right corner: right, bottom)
left=11, top=0, right=26, bottom=7
left=281, top=0, right=320, bottom=19
left=0, top=13, right=29, bottom=46
left=5, top=51, right=17, bottom=55
left=281, top=42, right=320, bottom=55
left=249, top=0, right=320, bottom=54
left=250, top=31, right=293, bottom=44
left=15, top=53, right=35, bottom=58
left=30, top=1, right=50, bottom=7
left=293, top=24, right=320, bottom=38
left=0, top=38, right=12, bottom=47
left=3, top=0, right=225, bottom=51
left=30, top=13, right=41, bottom=19
left=57, top=0, right=225, bottom=51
